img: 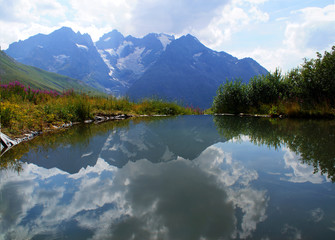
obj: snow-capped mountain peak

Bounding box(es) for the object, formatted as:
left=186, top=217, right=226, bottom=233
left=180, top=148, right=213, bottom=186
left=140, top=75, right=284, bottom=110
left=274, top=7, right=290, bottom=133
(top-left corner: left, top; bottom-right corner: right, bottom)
left=158, top=33, right=175, bottom=50
left=95, top=31, right=176, bottom=94
left=5, top=27, right=268, bottom=107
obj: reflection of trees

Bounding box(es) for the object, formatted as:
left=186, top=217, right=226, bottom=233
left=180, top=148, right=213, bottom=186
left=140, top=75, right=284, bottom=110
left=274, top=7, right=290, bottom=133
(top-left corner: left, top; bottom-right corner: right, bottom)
left=0, top=119, right=131, bottom=172
left=0, top=147, right=24, bottom=173
left=214, top=116, right=335, bottom=182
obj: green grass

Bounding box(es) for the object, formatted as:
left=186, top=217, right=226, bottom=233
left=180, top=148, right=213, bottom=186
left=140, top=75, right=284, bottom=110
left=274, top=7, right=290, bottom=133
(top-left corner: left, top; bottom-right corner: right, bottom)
left=1, top=81, right=200, bottom=138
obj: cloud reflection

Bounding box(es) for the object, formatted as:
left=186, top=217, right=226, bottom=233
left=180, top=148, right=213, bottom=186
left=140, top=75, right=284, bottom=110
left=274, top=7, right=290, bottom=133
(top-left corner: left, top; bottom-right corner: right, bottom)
left=282, top=147, right=327, bottom=184
left=0, top=145, right=268, bottom=240
left=309, top=208, right=324, bottom=223
left=194, top=146, right=268, bottom=239
left=281, top=224, right=302, bottom=240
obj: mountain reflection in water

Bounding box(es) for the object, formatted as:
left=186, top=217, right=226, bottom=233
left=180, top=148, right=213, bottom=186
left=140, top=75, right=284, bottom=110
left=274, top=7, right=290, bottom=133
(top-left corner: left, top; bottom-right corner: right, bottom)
left=0, top=115, right=334, bottom=239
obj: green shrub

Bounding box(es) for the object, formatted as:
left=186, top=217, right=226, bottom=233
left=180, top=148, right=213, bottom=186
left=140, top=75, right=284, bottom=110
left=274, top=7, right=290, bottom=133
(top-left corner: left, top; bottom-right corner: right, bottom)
left=212, top=46, right=335, bottom=117
left=74, top=98, right=91, bottom=122
left=0, top=107, right=12, bottom=127
left=213, top=79, right=248, bottom=114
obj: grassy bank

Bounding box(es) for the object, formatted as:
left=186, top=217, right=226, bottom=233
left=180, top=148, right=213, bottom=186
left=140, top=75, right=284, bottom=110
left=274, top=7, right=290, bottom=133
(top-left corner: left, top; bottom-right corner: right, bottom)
left=211, top=46, right=335, bottom=118
left=0, top=81, right=201, bottom=138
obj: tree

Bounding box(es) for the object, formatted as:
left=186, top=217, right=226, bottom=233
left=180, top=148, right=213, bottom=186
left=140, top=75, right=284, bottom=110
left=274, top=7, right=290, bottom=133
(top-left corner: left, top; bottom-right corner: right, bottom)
left=212, top=79, right=248, bottom=114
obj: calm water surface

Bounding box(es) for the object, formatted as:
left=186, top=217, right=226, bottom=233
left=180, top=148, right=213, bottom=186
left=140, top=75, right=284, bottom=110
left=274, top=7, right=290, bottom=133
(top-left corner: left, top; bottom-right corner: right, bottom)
left=1, top=115, right=335, bottom=240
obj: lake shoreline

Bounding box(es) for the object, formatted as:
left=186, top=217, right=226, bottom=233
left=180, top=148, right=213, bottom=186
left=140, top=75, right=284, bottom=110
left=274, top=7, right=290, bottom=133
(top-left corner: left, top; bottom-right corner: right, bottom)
left=1, top=113, right=134, bottom=155
left=214, top=112, right=335, bottom=119
left=1, top=113, right=176, bottom=156
left=2, top=111, right=333, bottom=156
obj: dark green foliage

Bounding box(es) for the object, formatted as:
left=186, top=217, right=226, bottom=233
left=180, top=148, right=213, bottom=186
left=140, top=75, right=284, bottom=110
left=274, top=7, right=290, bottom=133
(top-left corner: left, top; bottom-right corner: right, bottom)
left=0, top=107, right=12, bottom=127
left=297, top=46, right=335, bottom=105
left=212, top=46, right=335, bottom=116
left=281, top=68, right=302, bottom=100
left=213, top=79, right=248, bottom=114
left=135, top=99, right=198, bottom=115
left=247, top=69, right=283, bottom=107
left=73, top=97, right=92, bottom=122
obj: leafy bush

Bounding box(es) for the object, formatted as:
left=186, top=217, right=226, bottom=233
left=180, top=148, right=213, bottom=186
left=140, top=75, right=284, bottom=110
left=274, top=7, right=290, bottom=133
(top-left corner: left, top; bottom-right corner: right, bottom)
left=0, top=81, right=200, bottom=137
left=73, top=97, right=92, bottom=122
left=213, top=79, right=248, bottom=114
left=0, top=104, right=12, bottom=127
left=212, top=46, right=335, bottom=117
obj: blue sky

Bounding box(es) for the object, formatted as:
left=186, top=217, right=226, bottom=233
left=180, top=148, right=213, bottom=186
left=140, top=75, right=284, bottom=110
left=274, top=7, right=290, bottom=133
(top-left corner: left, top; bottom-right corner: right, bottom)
left=0, top=0, right=334, bottom=72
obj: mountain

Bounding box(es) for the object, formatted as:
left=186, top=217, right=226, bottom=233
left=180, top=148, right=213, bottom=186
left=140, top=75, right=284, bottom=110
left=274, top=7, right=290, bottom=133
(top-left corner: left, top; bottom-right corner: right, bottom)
left=127, top=34, right=268, bottom=108
left=5, top=27, right=114, bottom=92
left=0, top=50, right=101, bottom=94
left=5, top=27, right=268, bottom=108
left=95, top=30, right=175, bottom=94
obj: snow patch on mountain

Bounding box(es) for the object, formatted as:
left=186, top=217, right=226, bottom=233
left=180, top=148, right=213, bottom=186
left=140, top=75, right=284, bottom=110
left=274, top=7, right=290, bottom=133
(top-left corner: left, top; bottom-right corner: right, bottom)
left=193, top=52, right=203, bottom=58
left=98, top=50, right=114, bottom=76
left=76, top=43, right=88, bottom=51
left=158, top=34, right=173, bottom=51
left=142, top=49, right=152, bottom=57
left=104, top=48, right=117, bottom=56
left=54, top=54, right=70, bottom=64
left=113, top=78, right=130, bottom=87
left=116, top=41, right=133, bottom=56
left=116, top=47, right=145, bottom=75
left=104, top=37, right=111, bottom=42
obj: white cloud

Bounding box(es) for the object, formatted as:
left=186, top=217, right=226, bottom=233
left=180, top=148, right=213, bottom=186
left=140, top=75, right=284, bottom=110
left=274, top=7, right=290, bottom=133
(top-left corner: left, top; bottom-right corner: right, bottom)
left=64, top=0, right=230, bottom=41
left=0, top=0, right=333, bottom=73
left=249, top=6, right=270, bottom=22
left=230, top=4, right=335, bottom=72
left=0, top=0, right=66, bottom=23
left=0, top=0, right=36, bottom=23
left=35, top=0, right=67, bottom=18
left=0, top=0, right=68, bottom=49
left=230, top=46, right=313, bottom=72
left=192, top=0, right=270, bottom=50
left=245, top=0, right=268, bottom=4
left=0, top=0, right=231, bottom=48
left=285, top=5, right=335, bottom=50
left=68, top=0, right=131, bottom=28
left=130, top=0, right=229, bottom=34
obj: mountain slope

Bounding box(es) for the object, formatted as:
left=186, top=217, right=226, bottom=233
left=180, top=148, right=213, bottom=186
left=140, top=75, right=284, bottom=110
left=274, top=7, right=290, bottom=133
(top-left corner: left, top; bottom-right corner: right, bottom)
left=127, top=35, right=268, bottom=109
left=5, top=27, right=115, bottom=91
left=0, top=51, right=102, bottom=94
left=5, top=27, right=268, bottom=108
left=95, top=30, right=175, bottom=94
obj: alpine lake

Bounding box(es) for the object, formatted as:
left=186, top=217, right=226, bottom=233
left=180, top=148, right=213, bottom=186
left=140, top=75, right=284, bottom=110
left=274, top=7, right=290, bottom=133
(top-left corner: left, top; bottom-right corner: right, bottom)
left=1, top=115, right=335, bottom=240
